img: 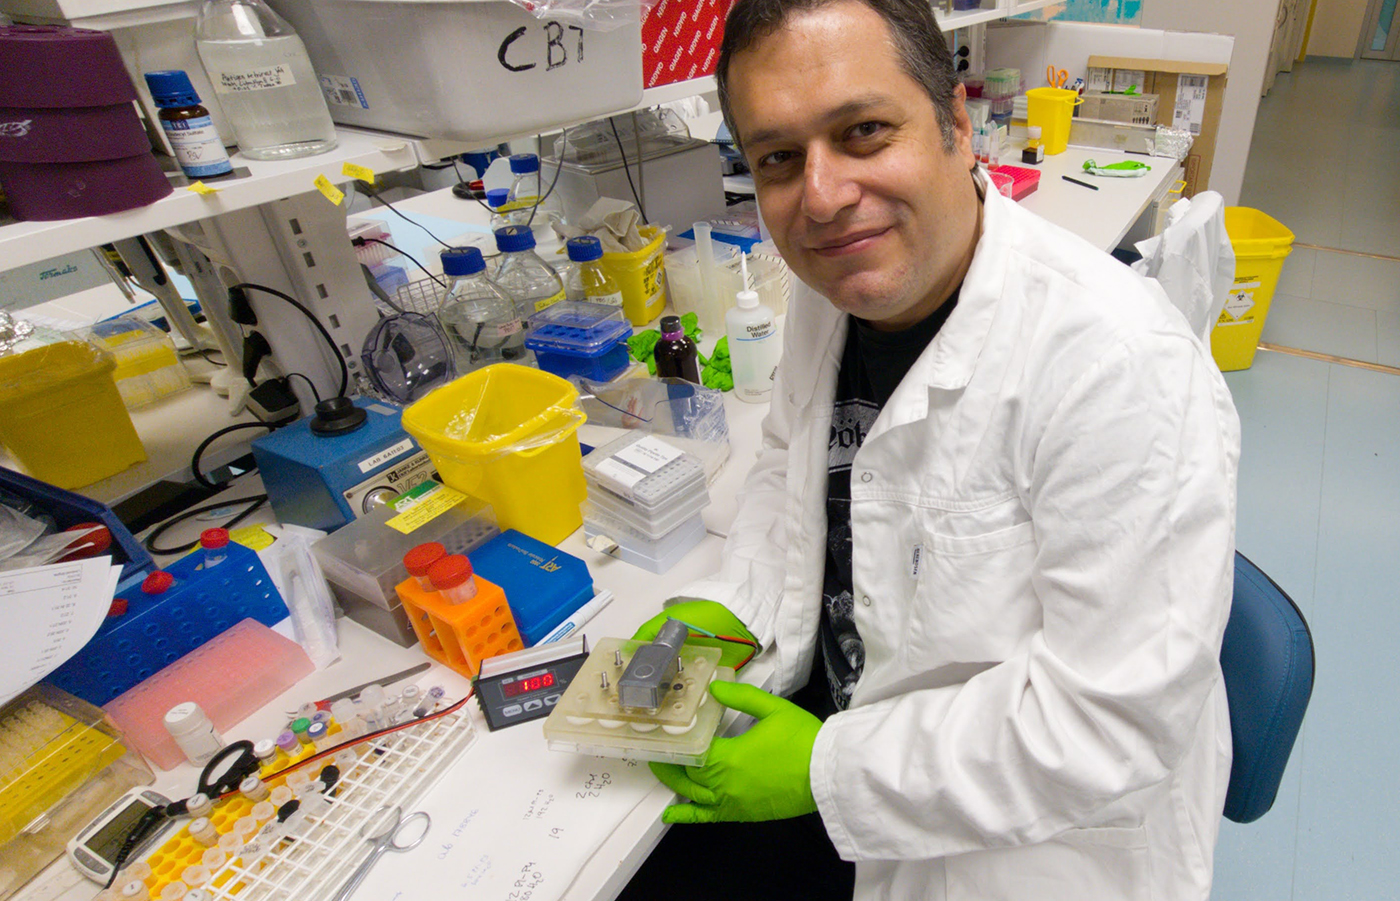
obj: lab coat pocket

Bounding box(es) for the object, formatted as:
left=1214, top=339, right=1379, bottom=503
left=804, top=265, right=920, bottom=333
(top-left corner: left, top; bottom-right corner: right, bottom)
left=905, top=518, right=1037, bottom=666
left=944, top=826, right=1151, bottom=901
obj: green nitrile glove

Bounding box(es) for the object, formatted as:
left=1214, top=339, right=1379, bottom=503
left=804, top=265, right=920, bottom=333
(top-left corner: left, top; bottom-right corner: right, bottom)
left=650, top=681, right=820, bottom=823
left=631, top=598, right=757, bottom=671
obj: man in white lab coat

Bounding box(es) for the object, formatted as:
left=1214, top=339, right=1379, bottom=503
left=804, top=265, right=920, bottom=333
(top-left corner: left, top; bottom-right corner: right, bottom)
left=621, top=0, right=1241, bottom=898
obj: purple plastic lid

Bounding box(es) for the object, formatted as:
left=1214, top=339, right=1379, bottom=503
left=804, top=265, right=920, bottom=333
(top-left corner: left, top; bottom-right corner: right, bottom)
left=0, top=105, right=150, bottom=164
left=0, top=26, right=138, bottom=108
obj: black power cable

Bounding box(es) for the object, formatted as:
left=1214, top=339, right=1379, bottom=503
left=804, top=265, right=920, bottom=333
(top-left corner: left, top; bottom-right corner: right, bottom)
left=230, top=282, right=349, bottom=397
left=608, top=118, right=648, bottom=225
left=142, top=494, right=268, bottom=557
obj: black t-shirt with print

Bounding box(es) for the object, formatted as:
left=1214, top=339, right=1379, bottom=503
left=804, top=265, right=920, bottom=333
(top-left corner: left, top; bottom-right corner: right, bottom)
left=791, top=292, right=959, bottom=720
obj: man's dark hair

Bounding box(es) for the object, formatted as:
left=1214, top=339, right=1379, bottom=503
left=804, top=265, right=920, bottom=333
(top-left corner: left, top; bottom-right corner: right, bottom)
left=716, top=0, right=960, bottom=152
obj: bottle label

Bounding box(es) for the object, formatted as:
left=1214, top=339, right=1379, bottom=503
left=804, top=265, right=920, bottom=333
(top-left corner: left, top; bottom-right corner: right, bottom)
left=497, top=195, right=540, bottom=213
left=733, top=320, right=776, bottom=341
left=534, top=288, right=567, bottom=312
left=213, top=64, right=297, bottom=94
left=161, top=116, right=233, bottom=177
left=587, top=290, right=624, bottom=308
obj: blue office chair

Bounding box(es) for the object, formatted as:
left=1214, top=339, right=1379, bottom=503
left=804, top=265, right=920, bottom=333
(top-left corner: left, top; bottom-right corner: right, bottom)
left=1219, top=551, right=1315, bottom=823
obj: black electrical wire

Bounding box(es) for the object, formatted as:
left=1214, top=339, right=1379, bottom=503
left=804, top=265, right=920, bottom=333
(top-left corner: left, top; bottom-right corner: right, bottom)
left=356, top=236, right=447, bottom=289
left=142, top=494, right=268, bottom=556
left=608, top=118, right=649, bottom=225
left=190, top=421, right=274, bottom=490
left=361, top=185, right=454, bottom=248
left=284, top=372, right=321, bottom=403
left=231, top=282, right=349, bottom=397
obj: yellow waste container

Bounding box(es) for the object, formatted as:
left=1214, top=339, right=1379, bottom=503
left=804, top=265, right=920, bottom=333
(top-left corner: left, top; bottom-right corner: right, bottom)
left=600, top=226, right=668, bottom=327
left=402, top=364, right=587, bottom=545
left=1025, top=87, right=1082, bottom=155
left=1211, top=208, right=1295, bottom=372
left=0, top=341, right=146, bottom=488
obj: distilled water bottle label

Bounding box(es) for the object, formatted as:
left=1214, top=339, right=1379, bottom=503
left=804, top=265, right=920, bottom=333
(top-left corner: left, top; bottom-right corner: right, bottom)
left=214, top=63, right=297, bottom=93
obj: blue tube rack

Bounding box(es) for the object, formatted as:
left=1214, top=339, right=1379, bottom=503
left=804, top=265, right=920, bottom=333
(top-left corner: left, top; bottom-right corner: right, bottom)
left=46, top=542, right=288, bottom=706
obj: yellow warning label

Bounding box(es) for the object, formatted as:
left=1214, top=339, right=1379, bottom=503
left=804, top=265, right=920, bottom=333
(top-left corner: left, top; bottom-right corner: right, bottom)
left=187, top=181, right=220, bottom=195
left=1217, top=280, right=1261, bottom=325
left=342, top=162, right=376, bottom=184
left=314, top=174, right=345, bottom=206
left=385, top=482, right=470, bottom=535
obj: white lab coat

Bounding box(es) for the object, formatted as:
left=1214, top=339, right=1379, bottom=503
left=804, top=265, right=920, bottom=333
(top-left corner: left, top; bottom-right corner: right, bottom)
left=681, top=186, right=1241, bottom=900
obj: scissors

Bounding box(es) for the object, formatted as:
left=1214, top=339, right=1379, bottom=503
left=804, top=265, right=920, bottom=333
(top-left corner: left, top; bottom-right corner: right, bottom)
left=1046, top=65, right=1068, bottom=89
left=329, top=806, right=431, bottom=901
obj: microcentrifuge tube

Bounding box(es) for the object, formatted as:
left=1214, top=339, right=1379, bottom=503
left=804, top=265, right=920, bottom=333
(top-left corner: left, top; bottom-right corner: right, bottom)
left=329, top=698, right=356, bottom=726
left=217, top=833, right=243, bottom=854
left=269, top=785, right=294, bottom=807
left=275, top=729, right=298, bottom=755
left=310, top=710, right=332, bottom=729
left=251, top=801, right=276, bottom=823
left=124, top=862, right=152, bottom=883
left=199, top=528, right=229, bottom=569
left=233, top=815, right=258, bottom=837
left=239, top=775, right=269, bottom=802
left=159, top=882, right=188, bottom=901
left=201, top=848, right=226, bottom=870
left=290, top=717, right=313, bottom=745
left=119, top=879, right=150, bottom=900
left=188, top=817, right=218, bottom=846
left=181, top=865, right=210, bottom=888
left=252, top=738, right=277, bottom=765
left=284, top=769, right=312, bottom=794
left=307, top=720, right=331, bottom=751
left=185, top=793, right=213, bottom=818
left=184, top=892, right=212, bottom=901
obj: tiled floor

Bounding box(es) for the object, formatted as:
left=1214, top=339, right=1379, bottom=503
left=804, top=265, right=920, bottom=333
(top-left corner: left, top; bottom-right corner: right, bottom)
left=1239, top=57, right=1400, bottom=366
left=1211, top=57, right=1400, bottom=901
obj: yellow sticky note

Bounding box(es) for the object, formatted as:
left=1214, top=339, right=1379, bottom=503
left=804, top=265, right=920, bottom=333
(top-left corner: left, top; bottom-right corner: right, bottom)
left=385, top=482, right=470, bottom=535
left=230, top=525, right=277, bottom=551
left=342, top=162, right=376, bottom=184
left=314, top=174, right=345, bottom=206
left=187, top=181, right=220, bottom=195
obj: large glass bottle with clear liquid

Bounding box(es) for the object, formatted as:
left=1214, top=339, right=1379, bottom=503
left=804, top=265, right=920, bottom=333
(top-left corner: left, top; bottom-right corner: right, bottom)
left=195, top=0, right=337, bottom=160
left=436, top=246, right=533, bottom=373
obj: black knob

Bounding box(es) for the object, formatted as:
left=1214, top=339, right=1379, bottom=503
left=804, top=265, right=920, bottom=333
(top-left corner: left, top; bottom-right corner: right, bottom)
left=309, top=397, right=368, bottom=436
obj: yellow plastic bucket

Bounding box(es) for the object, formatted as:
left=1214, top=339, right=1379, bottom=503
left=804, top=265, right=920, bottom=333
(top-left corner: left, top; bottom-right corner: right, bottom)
left=1025, top=87, right=1082, bottom=155
left=1210, top=208, right=1294, bottom=372
left=600, top=225, right=668, bottom=327
left=0, top=341, right=146, bottom=488
left=402, top=364, right=587, bottom=545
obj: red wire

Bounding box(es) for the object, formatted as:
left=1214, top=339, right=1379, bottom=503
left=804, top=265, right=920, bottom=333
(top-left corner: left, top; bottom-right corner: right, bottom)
left=217, top=690, right=476, bottom=801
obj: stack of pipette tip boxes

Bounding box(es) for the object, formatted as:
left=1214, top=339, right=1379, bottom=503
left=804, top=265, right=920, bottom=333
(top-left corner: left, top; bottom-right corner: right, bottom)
left=581, top=432, right=710, bottom=573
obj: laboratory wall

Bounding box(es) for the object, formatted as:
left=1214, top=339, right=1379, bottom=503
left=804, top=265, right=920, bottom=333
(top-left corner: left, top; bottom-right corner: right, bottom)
left=1307, top=0, right=1371, bottom=56
left=1140, top=0, right=1284, bottom=206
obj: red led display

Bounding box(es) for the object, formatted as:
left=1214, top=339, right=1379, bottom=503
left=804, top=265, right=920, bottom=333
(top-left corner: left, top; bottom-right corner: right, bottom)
left=501, top=672, right=555, bottom=698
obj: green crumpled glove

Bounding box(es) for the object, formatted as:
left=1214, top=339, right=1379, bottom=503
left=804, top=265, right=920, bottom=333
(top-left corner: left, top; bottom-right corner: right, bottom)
left=698, top=336, right=733, bottom=391
left=650, top=681, right=821, bottom=823
left=631, top=599, right=757, bottom=671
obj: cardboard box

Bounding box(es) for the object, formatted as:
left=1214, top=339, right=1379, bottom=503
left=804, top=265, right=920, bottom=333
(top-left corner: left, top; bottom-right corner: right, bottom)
left=1079, top=91, right=1160, bottom=126
left=1087, top=56, right=1228, bottom=198
left=642, top=0, right=736, bottom=88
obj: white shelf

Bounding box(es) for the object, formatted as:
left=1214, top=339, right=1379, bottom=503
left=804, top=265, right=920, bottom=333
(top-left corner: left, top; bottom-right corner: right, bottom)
left=639, top=76, right=718, bottom=108
left=0, top=128, right=421, bottom=271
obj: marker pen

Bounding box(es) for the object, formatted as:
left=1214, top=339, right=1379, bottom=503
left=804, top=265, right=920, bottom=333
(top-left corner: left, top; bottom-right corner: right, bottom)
left=539, top=591, right=614, bottom=644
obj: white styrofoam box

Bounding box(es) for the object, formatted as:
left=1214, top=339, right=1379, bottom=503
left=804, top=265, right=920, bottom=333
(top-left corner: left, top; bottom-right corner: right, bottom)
left=4, top=0, right=240, bottom=155
left=267, top=0, right=643, bottom=143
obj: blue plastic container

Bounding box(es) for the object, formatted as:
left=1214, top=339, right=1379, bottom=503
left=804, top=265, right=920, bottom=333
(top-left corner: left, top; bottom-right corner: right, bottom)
left=45, top=541, right=288, bottom=706
left=469, top=529, right=593, bottom=646
left=524, top=301, right=632, bottom=383
left=0, top=466, right=151, bottom=583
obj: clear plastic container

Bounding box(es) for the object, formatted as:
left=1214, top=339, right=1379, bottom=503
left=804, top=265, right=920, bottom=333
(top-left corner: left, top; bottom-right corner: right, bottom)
left=492, top=226, right=565, bottom=324
left=563, top=236, right=624, bottom=307
left=583, top=478, right=708, bottom=539
left=195, top=0, right=337, bottom=160
left=524, top=301, right=632, bottom=382
left=79, top=318, right=191, bottom=410
left=584, top=510, right=707, bottom=574
left=581, top=431, right=707, bottom=515
left=435, top=246, right=533, bottom=373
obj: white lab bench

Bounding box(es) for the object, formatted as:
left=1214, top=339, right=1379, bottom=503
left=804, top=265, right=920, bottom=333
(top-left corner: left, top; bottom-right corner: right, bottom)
left=13, top=148, right=1180, bottom=901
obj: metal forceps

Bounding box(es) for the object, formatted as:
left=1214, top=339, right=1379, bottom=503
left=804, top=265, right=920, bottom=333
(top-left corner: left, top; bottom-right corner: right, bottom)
left=329, top=806, right=431, bottom=901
